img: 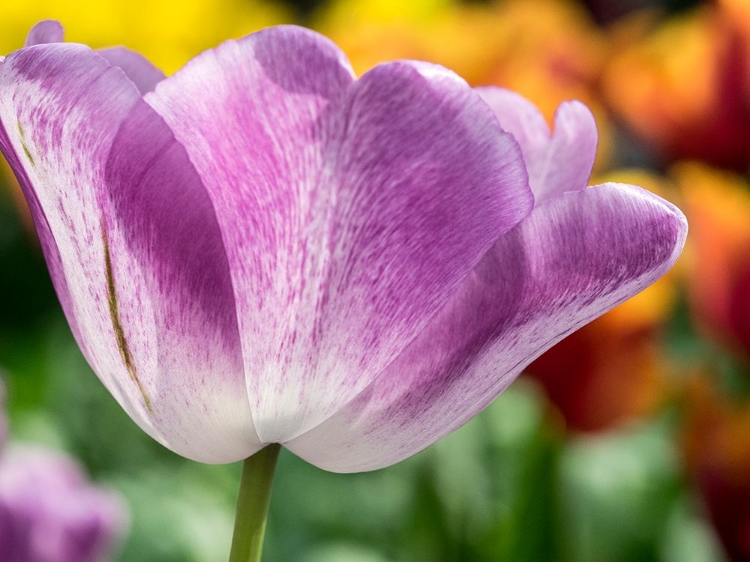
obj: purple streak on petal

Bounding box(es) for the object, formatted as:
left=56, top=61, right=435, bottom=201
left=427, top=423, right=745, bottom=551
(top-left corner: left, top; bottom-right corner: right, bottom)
left=24, top=20, right=64, bottom=47
left=0, top=445, right=127, bottom=562
left=146, top=25, right=357, bottom=444
left=24, top=20, right=163, bottom=94
left=0, top=44, right=137, bottom=384
left=105, top=99, right=262, bottom=462
left=147, top=28, right=532, bottom=443
left=0, top=119, right=84, bottom=354
left=289, top=60, right=531, bottom=439
left=477, top=87, right=598, bottom=202
left=97, top=47, right=165, bottom=94
left=0, top=44, right=260, bottom=462
left=287, top=184, right=687, bottom=472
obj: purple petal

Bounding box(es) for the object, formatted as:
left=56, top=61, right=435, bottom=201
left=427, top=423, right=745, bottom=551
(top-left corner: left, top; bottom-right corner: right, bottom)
left=146, top=26, right=532, bottom=443
left=24, top=20, right=64, bottom=47
left=286, top=184, right=687, bottom=472
left=97, top=47, right=165, bottom=94
left=476, top=87, right=551, bottom=167
left=477, top=87, right=597, bottom=202
left=24, top=20, right=163, bottom=94
left=0, top=44, right=261, bottom=462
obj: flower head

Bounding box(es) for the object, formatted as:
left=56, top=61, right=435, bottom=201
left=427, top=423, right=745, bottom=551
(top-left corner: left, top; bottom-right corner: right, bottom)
left=0, top=21, right=686, bottom=470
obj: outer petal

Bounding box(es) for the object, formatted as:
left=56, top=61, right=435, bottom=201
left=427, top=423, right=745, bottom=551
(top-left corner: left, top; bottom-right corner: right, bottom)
left=97, top=47, right=165, bottom=94
left=287, top=184, right=687, bottom=472
left=477, top=87, right=597, bottom=202
left=0, top=44, right=260, bottom=462
left=146, top=26, right=532, bottom=443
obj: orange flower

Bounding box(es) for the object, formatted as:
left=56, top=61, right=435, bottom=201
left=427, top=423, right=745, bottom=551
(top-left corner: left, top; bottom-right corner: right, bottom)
left=312, top=0, right=505, bottom=86
left=524, top=314, right=670, bottom=432
left=677, top=162, right=750, bottom=358
left=603, top=4, right=750, bottom=169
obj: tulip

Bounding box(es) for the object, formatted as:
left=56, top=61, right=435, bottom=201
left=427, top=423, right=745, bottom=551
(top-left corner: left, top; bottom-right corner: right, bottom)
left=0, top=445, right=127, bottom=562
left=0, top=21, right=686, bottom=561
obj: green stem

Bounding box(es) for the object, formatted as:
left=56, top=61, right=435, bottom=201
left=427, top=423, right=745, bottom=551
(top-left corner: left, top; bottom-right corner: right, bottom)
left=228, top=444, right=281, bottom=562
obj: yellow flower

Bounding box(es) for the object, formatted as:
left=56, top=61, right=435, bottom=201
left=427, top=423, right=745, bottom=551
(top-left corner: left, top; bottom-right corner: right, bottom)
left=0, top=0, right=290, bottom=73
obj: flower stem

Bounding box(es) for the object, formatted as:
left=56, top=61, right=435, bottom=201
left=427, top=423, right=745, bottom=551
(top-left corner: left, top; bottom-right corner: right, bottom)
left=229, top=444, right=281, bottom=562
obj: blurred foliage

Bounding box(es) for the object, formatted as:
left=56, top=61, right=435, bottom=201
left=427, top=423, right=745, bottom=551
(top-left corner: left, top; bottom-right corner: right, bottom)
left=2, top=0, right=750, bottom=561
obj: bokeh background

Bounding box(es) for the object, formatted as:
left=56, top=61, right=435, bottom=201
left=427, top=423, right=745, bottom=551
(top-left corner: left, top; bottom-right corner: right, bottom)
left=1, top=0, right=750, bottom=560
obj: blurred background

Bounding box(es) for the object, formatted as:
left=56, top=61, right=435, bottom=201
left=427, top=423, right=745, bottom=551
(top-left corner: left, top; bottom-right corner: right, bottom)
left=1, top=0, right=749, bottom=560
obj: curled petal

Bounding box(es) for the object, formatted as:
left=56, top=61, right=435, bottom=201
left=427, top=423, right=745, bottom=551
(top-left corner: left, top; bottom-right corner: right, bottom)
left=287, top=184, right=687, bottom=472
left=97, top=47, right=165, bottom=94
left=25, top=20, right=164, bottom=95
left=146, top=26, right=532, bottom=443
left=0, top=44, right=260, bottom=462
left=477, top=87, right=597, bottom=202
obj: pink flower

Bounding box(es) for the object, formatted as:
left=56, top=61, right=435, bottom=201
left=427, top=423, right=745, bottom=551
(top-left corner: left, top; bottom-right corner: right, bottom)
left=0, top=21, right=686, bottom=470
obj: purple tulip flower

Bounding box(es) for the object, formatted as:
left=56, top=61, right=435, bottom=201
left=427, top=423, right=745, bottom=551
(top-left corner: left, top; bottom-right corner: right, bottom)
left=0, top=21, right=686, bottom=471
left=0, top=445, right=126, bottom=562
left=0, top=378, right=126, bottom=561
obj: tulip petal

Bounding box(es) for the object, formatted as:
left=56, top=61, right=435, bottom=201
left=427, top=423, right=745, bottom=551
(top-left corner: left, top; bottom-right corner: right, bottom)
left=0, top=44, right=260, bottom=462
left=476, top=87, right=550, bottom=166
left=98, top=47, right=165, bottom=94
left=24, top=20, right=64, bottom=47
left=146, top=26, right=532, bottom=443
left=287, top=184, right=687, bottom=471
left=477, top=87, right=597, bottom=202
left=24, top=19, right=163, bottom=95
